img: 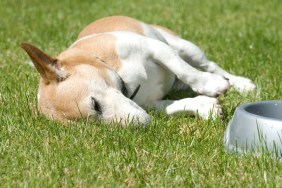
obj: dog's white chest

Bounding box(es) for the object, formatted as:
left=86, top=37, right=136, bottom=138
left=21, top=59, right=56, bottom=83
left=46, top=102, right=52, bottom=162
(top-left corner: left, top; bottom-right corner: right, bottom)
left=134, top=63, right=175, bottom=107
left=114, top=32, right=176, bottom=107
left=115, top=43, right=175, bottom=107
left=120, top=62, right=175, bottom=107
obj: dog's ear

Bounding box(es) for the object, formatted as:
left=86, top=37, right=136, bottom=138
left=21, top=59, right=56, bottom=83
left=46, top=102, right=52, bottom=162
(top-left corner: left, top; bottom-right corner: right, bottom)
left=21, top=43, right=67, bottom=83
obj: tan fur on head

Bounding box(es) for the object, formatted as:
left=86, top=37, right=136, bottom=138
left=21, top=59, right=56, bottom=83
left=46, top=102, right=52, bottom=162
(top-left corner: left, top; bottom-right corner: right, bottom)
left=21, top=43, right=113, bottom=122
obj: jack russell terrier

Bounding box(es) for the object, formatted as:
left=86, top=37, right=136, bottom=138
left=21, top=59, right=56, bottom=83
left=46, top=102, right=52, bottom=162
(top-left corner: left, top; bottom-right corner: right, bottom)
left=21, top=16, right=255, bottom=126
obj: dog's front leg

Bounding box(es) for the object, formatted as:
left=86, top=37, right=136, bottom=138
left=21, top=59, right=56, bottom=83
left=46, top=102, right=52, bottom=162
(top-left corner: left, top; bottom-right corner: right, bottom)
left=152, top=27, right=256, bottom=93
left=154, top=96, right=222, bottom=120
left=145, top=38, right=230, bottom=97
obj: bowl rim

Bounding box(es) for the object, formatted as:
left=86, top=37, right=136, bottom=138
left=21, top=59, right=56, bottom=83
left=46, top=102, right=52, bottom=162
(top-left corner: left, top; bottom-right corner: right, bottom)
left=236, top=100, right=282, bottom=122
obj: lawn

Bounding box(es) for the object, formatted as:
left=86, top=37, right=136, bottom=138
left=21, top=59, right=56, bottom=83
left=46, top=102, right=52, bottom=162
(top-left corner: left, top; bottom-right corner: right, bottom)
left=0, top=0, right=282, bottom=187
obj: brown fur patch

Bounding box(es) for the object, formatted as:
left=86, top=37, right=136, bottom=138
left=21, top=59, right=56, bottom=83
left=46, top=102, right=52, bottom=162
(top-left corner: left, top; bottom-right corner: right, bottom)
left=78, top=16, right=144, bottom=39
left=69, top=34, right=121, bottom=71
left=57, top=48, right=107, bottom=69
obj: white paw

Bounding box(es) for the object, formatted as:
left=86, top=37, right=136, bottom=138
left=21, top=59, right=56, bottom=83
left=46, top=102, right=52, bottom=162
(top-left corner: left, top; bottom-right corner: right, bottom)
left=191, top=72, right=230, bottom=97
left=226, top=75, right=256, bottom=93
left=192, top=96, right=222, bottom=120
left=166, top=96, right=222, bottom=120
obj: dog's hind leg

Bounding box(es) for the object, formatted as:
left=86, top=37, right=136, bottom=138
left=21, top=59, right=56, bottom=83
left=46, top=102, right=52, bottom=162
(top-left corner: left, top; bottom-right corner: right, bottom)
left=154, top=96, right=222, bottom=120
left=151, top=26, right=256, bottom=93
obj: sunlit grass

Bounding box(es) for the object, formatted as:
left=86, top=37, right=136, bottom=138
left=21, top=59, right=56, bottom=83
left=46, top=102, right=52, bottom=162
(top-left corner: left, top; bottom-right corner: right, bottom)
left=0, top=0, right=281, bottom=187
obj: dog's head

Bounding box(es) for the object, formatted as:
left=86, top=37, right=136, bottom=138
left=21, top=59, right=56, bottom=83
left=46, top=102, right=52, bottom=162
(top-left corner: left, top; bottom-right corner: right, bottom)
left=21, top=43, right=150, bottom=126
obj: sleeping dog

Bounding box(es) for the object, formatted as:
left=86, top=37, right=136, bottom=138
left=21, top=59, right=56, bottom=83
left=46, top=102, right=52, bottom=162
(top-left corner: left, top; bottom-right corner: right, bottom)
left=21, top=16, right=255, bottom=125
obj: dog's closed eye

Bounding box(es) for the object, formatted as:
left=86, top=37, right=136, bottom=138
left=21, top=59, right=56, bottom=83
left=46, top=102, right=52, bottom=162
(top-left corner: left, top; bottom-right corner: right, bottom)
left=91, top=97, right=102, bottom=114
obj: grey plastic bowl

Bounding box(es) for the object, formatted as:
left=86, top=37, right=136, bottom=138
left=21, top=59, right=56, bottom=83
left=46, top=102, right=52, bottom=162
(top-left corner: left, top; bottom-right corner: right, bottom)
left=224, top=100, right=282, bottom=157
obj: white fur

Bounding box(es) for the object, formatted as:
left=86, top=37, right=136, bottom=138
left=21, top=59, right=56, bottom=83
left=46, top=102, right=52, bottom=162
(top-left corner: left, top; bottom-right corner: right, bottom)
left=113, top=32, right=176, bottom=107
left=166, top=96, right=222, bottom=119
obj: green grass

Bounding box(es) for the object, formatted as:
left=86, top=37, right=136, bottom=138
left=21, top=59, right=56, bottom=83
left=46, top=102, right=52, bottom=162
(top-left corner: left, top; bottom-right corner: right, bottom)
left=0, top=0, right=282, bottom=187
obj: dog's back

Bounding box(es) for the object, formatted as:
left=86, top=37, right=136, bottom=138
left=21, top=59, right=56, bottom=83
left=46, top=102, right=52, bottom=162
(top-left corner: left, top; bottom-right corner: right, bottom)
left=77, top=16, right=173, bottom=43
left=78, top=16, right=144, bottom=38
